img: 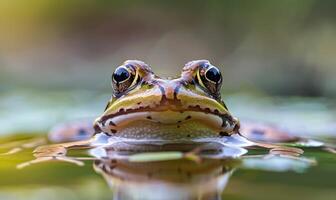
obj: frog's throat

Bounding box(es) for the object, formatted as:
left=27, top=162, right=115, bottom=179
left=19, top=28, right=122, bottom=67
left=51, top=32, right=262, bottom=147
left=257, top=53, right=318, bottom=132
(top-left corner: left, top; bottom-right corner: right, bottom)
left=93, top=104, right=239, bottom=138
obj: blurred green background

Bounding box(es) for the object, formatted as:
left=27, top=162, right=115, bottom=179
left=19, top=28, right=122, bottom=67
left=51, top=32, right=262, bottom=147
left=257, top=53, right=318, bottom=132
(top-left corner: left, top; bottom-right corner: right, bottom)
left=1, top=0, right=335, bottom=96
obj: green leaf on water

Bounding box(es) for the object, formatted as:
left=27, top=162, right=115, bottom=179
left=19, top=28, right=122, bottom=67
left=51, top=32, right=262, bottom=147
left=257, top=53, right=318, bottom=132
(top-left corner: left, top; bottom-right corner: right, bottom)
left=128, top=151, right=184, bottom=162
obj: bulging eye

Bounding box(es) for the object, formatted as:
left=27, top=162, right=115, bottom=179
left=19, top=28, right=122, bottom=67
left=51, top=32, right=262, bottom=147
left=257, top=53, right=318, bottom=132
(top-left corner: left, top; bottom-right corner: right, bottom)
left=113, top=67, right=130, bottom=83
left=205, top=67, right=221, bottom=83
left=196, top=63, right=222, bottom=95
left=112, top=64, right=138, bottom=95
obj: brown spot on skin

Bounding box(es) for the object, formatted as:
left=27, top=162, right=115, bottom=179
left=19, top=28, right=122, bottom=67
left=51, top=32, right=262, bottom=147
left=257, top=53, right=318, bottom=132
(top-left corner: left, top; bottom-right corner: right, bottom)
left=177, top=125, right=180, bottom=128
left=110, top=129, right=117, bottom=134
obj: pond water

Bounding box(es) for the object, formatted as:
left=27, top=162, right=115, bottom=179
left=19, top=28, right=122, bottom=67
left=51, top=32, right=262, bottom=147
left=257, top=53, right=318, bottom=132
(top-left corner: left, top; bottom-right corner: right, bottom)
left=0, top=137, right=335, bottom=200
left=0, top=90, right=335, bottom=200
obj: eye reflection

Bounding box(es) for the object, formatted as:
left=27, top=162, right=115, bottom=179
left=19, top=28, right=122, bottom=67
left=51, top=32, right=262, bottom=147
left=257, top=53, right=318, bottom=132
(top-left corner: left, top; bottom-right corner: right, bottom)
left=111, top=65, right=136, bottom=95
left=196, top=63, right=223, bottom=96
left=113, top=66, right=130, bottom=83
left=205, top=66, right=221, bottom=83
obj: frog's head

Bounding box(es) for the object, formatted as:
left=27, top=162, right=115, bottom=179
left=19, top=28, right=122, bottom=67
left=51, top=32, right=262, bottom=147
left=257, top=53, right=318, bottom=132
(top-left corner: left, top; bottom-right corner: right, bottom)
left=94, top=60, right=239, bottom=140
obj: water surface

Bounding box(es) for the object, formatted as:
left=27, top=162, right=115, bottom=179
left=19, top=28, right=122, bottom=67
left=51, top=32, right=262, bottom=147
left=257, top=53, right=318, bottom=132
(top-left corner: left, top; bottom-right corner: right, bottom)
left=0, top=91, right=335, bottom=200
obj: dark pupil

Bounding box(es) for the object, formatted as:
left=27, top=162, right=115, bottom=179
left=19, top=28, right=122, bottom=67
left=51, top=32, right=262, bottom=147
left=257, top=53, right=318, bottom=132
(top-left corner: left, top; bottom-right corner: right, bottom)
left=206, top=67, right=221, bottom=83
left=113, top=67, right=130, bottom=82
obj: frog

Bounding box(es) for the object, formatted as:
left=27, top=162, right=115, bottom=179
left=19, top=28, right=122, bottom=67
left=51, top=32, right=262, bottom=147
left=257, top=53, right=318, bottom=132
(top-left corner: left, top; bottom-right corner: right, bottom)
left=3, top=60, right=332, bottom=168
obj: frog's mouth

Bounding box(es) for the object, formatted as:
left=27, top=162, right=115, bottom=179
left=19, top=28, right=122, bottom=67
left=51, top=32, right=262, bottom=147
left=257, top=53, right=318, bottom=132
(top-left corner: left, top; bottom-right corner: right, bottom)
left=94, top=102, right=239, bottom=138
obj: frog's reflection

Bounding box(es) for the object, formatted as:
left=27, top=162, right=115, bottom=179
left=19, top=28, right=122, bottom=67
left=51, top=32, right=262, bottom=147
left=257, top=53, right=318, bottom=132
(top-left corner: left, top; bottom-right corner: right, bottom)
left=91, top=143, right=243, bottom=200
left=94, top=158, right=239, bottom=200
left=90, top=141, right=316, bottom=200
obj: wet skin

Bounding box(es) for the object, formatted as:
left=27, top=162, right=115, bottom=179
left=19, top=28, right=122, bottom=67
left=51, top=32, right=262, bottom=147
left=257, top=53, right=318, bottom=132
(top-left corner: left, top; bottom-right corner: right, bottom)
left=94, top=60, right=239, bottom=140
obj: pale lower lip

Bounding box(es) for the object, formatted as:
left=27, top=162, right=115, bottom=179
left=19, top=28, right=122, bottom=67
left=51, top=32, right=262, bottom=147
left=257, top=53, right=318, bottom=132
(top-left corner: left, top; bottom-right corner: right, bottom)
left=99, top=110, right=226, bottom=134
left=115, top=110, right=221, bottom=125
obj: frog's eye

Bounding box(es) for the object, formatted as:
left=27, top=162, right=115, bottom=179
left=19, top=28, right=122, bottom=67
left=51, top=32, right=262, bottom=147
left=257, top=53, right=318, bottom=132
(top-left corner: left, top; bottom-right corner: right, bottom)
left=112, top=64, right=139, bottom=94
left=196, top=63, right=222, bottom=95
